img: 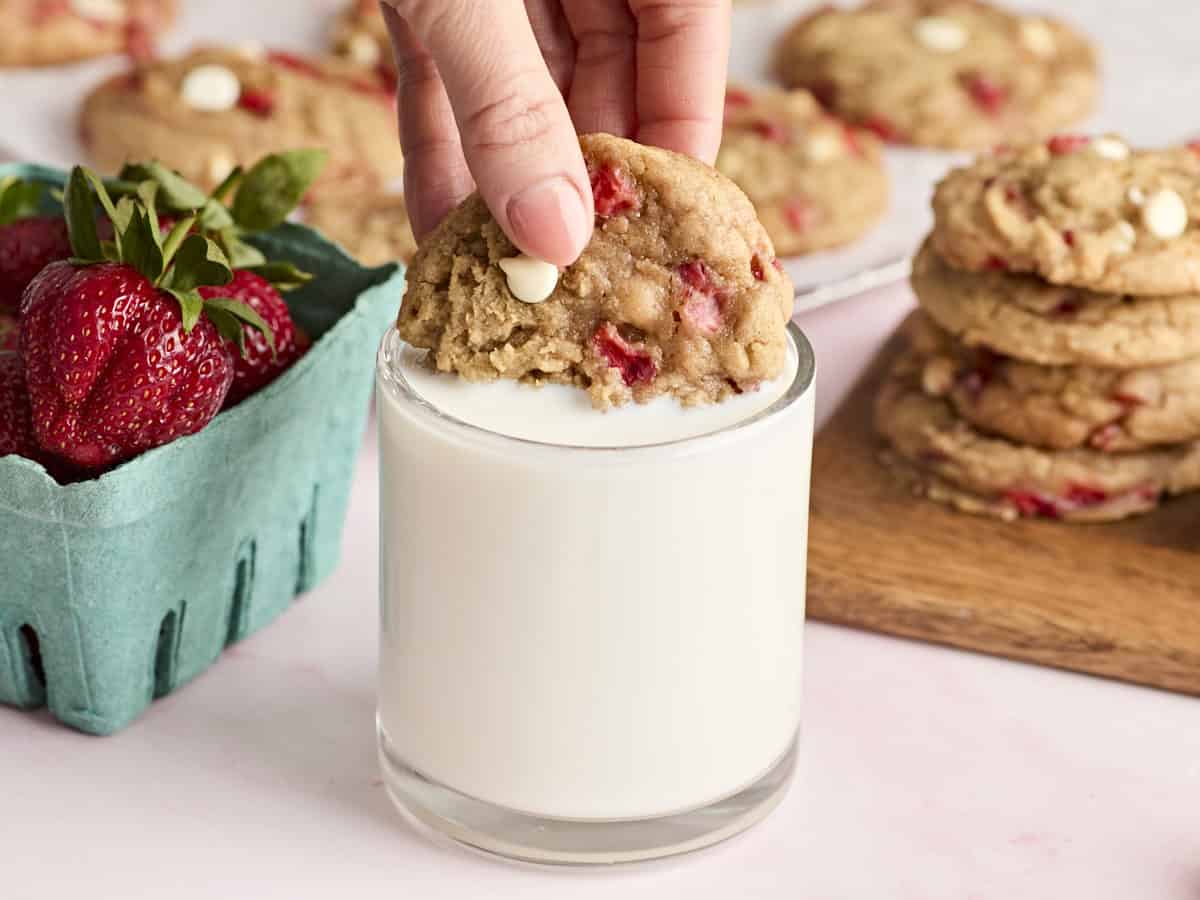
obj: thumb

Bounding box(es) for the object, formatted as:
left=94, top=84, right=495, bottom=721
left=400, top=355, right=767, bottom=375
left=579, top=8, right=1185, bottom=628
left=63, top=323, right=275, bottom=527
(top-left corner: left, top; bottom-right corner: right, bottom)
left=390, top=0, right=593, bottom=267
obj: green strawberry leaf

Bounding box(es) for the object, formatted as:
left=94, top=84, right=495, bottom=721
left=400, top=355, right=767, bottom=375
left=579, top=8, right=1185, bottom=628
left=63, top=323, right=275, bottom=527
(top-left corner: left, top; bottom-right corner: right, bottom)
left=0, top=177, right=44, bottom=226
left=169, top=234, right=233, bottom=292
left=203, top=295, right=276, bottom=355
left=64, top=166, right=103, bottom=262
left=166, top=287, right=205, bottom=333
left=217, top=229, right=266, bottom=268
left=232, top=149, right=328, bottom=232
left=245, top=261, right=313, bottom=291
left=119, top=161, right=208, bottom=211
left=211, top=166, right=244, bottom=204
left=202, top=304, right=248, bottom=355
left=161, top=214, right=198, bottom=269
left=123, top=206, right=165, bottom=284
left=82, top=168, right=123, bottom=232
left=111, top=195, right=137, bottom=236
left=198, top=198, right=235, bottom=232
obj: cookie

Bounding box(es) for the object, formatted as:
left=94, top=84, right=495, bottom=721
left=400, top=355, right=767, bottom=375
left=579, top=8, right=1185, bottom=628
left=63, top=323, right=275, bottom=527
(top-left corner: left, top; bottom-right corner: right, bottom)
left=398, top=133, right=795, bottom=410
left=905, top=311, right=1200, bottom=453
left=716, top=86, right=888, bottom=256
left=775, top=1, right=1097, bottom=150
left=306, top=193, right=416, bottom=267
left=80, top=46, right=403, bottom=192
left=0, top=0, right=175, bottom=68
left=911, top=239, right=1200, bottom=368
left=330, top=0, right=393, bottom=74
left=875, top=353, right=1200, bottom=522
left=932, top=139, right=1200, bottom=296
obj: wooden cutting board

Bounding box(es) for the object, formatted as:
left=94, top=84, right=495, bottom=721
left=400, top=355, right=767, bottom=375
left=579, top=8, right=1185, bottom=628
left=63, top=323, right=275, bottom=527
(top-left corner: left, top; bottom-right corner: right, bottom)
left=807, top=329, right=1200, bottom=696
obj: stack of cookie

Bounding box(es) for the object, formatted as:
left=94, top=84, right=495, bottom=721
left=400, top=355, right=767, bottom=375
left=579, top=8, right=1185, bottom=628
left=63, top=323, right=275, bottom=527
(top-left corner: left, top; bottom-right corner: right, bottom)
left=877, top=136, right=1200, bottom=522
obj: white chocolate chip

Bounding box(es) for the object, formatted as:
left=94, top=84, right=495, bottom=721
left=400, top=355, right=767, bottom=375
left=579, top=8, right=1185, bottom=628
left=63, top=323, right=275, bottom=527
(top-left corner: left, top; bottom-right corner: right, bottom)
left=921, top=357, right=956, bottom=396
left=498, top=255, right=559, bottom=304
left=345, top=32, right=381, bottom=66
left=1127, top=186, right=1146, bottom=206
left=913, top=16, right=968, bottom=53
left=1019, top=18, right=1057, bottom=57
left=206, top=153, right=236, bottom=185
left=69, top=0, right=126, bottom=24
left=804, top=133, right=843, bottom=163
left=1090, top=137, right=1129, bottom=161
left=1142, top=189, right=1189, bottom=240
left=1112, top=220, right=1137, bottom=253
left=234, top=41, right=267, bottom=61
left=180, top=64, right=242, bottom=113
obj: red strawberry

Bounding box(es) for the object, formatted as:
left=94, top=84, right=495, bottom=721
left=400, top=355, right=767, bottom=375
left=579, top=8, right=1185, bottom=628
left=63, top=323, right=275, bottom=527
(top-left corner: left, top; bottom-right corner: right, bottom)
left=0, top=217, right=73, bottom=313
left=23, top=261, right=235, bottom=470
left=16, top=165, right=287, bottom=472
left=199, top=270, right=305, bottom=407
left=0, top=351, right=38, bottom=460
left=0, top=312, right=18, bottom=352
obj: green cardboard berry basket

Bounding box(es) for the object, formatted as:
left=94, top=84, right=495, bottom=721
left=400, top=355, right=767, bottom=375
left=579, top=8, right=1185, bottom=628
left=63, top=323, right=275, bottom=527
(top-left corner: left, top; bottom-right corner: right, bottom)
left=0, top=164, right=403, bottom=735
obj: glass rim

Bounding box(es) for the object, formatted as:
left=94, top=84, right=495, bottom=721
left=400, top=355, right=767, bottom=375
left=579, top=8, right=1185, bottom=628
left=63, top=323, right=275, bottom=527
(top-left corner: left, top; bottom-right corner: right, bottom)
left=375, top=321, right=815, bottom=456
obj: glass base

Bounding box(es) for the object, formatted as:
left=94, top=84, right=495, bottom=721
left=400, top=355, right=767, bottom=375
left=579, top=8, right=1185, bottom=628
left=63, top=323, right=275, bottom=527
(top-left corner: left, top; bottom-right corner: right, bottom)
left=378, top=725, right=798, bottom=866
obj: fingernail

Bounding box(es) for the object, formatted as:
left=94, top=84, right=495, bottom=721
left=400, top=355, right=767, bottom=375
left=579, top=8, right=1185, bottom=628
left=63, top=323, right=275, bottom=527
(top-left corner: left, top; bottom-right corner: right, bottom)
left=506, top=177, right=591, bottom=267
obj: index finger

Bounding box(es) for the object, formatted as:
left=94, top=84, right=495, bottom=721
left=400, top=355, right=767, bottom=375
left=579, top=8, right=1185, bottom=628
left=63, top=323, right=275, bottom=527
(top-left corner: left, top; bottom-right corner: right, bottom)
left=627, top=0, right=731, bottom=164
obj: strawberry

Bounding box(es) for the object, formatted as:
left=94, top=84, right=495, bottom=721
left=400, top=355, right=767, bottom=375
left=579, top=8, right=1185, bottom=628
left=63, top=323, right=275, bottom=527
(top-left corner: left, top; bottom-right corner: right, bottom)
left=199, top=270, right=306, bottom=406
left=0, top=177, right=67, bottom=313
left=0, top=312, right=18, bottom=352
left=0, top=351, right=38, bottom=460
left=21, top=166, right=273, bottom=472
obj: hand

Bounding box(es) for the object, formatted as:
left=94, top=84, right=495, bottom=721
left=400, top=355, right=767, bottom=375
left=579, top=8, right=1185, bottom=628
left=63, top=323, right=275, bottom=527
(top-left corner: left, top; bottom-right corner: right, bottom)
left=380, top=0, right=731, bottom=267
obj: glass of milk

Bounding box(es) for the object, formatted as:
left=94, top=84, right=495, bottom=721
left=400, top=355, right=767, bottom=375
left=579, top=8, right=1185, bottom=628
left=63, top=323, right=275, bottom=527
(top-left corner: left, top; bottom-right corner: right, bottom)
left=375, top=322, right=816, bottom=865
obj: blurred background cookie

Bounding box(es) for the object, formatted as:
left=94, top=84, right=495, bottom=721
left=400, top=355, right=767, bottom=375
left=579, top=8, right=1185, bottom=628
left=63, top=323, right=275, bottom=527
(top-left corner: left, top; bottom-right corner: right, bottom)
left=307, top=193, right=416, bottom=267
left=717, top=85, right=889, bottom=256
left=776, top=0, right=1097, bottom=149
left=79, top=45, right=403, bottom=192
left=0, top=0, right=176, bottom=67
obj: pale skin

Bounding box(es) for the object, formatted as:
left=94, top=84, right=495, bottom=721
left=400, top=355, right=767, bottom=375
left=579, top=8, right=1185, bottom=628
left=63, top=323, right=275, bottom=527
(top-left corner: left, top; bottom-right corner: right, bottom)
left=378, top=0, right=732, bottom=267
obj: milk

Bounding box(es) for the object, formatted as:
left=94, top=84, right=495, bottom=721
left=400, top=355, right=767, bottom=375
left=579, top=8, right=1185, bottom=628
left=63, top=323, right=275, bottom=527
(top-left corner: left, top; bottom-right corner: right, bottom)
left=375, top=325, right=815, bottom=851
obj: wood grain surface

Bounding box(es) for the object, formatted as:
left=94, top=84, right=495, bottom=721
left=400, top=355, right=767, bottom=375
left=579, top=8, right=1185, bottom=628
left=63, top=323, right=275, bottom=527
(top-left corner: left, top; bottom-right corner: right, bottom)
left=808, top=331, right=1200, bottom=696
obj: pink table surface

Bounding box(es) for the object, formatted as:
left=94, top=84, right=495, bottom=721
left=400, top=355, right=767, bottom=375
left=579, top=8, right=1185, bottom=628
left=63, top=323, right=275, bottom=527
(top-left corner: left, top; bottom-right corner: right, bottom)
left=3, top=285, right=1199, bottom=899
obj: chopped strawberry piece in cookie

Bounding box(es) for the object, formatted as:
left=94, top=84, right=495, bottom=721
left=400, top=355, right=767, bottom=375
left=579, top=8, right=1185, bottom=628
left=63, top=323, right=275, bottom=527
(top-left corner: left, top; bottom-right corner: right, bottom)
left=1064, top=484, right=1109, bottom=507
left=593, top=323, right=656, bottom=387
left=677, top=260, right=725, bottom=335
left=783, top=196, right=818, bottom=233
left=960, top=73, right=1008, bottom=115
left=751, top=120, right=791, bottom=144
left=1004, top=490, right=1061, bottom=519
left=724, top=88, right=754, bottom=109
left=238, top=88, right=275, bottom=117
left=861, top=115, right=901, bottom=143
left=589, top=164, right=640, bottom=218
left=1047, top=134, right=1091, bottom=155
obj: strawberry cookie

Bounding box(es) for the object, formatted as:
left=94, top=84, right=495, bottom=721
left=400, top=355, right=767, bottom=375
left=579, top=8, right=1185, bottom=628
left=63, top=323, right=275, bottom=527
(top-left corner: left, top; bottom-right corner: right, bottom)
left=716, top=86, right=888, bottom=256
left=0, top=0, right=175, bottom=67
left=875, top=349, right=1200, bottom=523
left=80, top=46, right=403, bottom=192
left=330, top=0, right=393, bottom=74
left=932, top=138, right=1200, bottom=295
left=306, top=193, right=416, bottom=267
left=910, top=239, right=1200, bottom=368
left=775, top=1, right=1096, bottom=150
left=905, top=311, right=1200, bottom=453
left=398, top=133, right=795, bottom=409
